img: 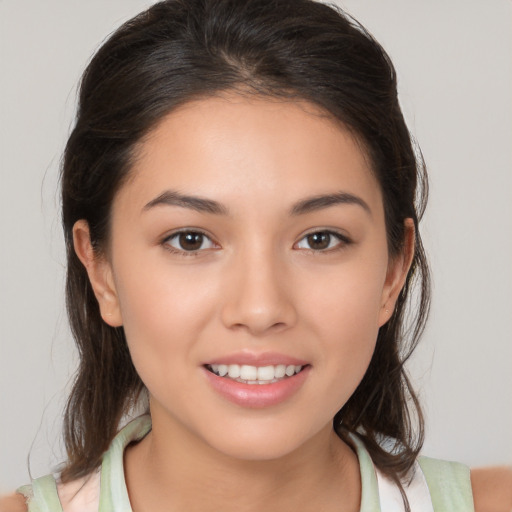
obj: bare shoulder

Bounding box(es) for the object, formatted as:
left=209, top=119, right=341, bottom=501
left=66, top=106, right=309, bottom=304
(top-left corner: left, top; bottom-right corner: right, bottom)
left=0, top=493, right=28, bottom=512
left=471, top=466, right=512, bottom=512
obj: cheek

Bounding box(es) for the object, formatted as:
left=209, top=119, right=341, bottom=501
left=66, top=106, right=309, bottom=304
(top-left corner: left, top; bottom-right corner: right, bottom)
left=112, top=258, right=218, bottom=377
left=301, top=254, right=387, bottom=337
left=298, top=256, right=387, bottom=394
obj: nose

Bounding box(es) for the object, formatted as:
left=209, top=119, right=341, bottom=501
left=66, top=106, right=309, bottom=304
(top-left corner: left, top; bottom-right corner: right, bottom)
left=220, top=248, right=298, bottom=336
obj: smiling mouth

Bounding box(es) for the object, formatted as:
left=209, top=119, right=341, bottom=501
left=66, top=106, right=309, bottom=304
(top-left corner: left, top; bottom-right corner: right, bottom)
left=206, top=364, right=305, bottom=385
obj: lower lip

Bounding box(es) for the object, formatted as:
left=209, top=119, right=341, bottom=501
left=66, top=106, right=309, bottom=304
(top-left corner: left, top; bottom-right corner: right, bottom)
left=203, top=366, right=310, bottom=408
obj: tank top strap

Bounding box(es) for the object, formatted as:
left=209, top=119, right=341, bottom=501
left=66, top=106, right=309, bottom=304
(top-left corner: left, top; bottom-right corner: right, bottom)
left=98, top=415, right=152, bottom=511
left=418, top=456, right=475, bottom=512
left=16, top=416, right=152, bottom=512
left=376, top=461, right=434, bottom=512
left=347, top=433, right=382, bottom=511
left=348, top=434, right=476, bottom=512
left=17, top=474, right=63, bottom=512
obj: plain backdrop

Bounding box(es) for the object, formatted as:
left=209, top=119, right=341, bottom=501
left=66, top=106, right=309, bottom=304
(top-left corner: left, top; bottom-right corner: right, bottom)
left=1, top=0, right=511, bottom=492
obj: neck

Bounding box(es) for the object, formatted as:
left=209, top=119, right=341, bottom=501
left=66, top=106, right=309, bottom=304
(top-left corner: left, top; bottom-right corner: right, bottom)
left=124, top=412, right=361, bottom=512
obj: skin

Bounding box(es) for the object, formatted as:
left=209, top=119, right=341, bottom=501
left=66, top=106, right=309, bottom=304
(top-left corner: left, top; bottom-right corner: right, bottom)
left=3, top=95, right=508, bottom=511
left=4, top=470, right=511, bottom=511
left=471, top=467, right=512, bottom=512
left=72, top=94, right=412, bottom=512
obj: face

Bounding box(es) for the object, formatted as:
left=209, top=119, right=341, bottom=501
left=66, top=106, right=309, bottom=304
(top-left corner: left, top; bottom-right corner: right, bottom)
left=76, top=94, right=410, bottom=461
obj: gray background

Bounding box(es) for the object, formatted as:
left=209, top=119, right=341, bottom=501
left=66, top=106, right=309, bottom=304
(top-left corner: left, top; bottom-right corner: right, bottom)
left=1, top=0, right=511, bottom=491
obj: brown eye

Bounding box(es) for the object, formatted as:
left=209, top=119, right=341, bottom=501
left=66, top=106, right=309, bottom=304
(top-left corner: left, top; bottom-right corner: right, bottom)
left=179, top=232, right=204, bottom=250
left=165, top=231, right=216, bottom=252
left=296, top=230, right=348, bottom=251
left=306, top=232, right=331, bottom=250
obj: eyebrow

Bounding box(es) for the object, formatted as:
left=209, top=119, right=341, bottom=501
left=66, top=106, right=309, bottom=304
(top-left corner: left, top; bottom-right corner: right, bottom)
left=143, top=190, right=229, bottom=215
left=143, top=190, right=371, bottom=216
left=290, top=192, right=371, bottom=216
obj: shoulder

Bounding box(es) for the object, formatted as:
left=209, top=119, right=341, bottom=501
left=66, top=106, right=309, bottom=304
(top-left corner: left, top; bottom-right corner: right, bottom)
left=0, top=493, right=27, bottom=512
left=471, top=466, right=512, bottom=512
left=6, top=470, right=101, bottom=512
left=57, top=468, right=101, bottom=511
left=417, top=455, right=474, bottom=510
left=418, top=457, right=512, bottom=512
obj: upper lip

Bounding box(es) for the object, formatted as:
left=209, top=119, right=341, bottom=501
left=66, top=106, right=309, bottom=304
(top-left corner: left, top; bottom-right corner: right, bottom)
left=203, top=351, right=309, bottom=367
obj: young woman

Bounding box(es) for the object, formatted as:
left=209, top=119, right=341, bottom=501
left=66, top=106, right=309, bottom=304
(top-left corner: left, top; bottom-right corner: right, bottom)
left=2, top=1, right=511, bottom=511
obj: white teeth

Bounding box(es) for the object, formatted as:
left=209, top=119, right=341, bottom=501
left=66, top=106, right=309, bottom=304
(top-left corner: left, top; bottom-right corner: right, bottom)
left=285, top=365, right=295, bottom=377
left=209, top=363, right=304, bottom=383
left=275, top=364, right=286, bottom=378
left=240, top=365, right=257, bottom=380
left=228, top=364, right=241, bottom=378
left=257, top=365, right=275, bottom=381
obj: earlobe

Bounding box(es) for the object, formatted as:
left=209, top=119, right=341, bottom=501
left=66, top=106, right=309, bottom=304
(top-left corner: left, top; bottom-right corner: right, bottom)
left=72, top=220, right=123, bottom=327
left=378, top=219, right=415, bottom=326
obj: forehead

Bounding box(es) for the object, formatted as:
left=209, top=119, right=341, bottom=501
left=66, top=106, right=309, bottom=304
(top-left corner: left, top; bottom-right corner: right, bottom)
left=118, top=94, right=382, bottom=216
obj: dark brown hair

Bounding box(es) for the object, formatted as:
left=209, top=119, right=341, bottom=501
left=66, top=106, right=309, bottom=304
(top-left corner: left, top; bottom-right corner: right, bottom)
left=60, top=0, right=430, bottom=499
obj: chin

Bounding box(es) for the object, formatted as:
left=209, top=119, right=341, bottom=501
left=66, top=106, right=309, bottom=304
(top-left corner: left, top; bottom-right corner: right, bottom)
left=210, top=436, right=303, bottom=461
left=198, top=417, right=327, bottom=462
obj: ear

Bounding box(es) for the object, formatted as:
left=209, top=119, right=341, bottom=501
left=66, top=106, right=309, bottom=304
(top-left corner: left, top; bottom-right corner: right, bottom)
left=378, top=218, right=415, bottom=326
left=73, top=220, right=123, bottom=327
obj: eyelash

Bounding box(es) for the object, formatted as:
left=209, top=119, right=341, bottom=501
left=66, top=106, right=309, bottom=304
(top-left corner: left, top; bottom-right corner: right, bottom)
left=162, top=229, right=218, bottom=257
left=295, top=230, right=351, bottom=252
left=161, top=229, right=351, bottom=256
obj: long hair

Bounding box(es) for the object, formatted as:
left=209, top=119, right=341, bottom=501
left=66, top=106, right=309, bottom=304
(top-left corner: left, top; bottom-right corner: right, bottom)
left=60, top=0, right=430, bottom=494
